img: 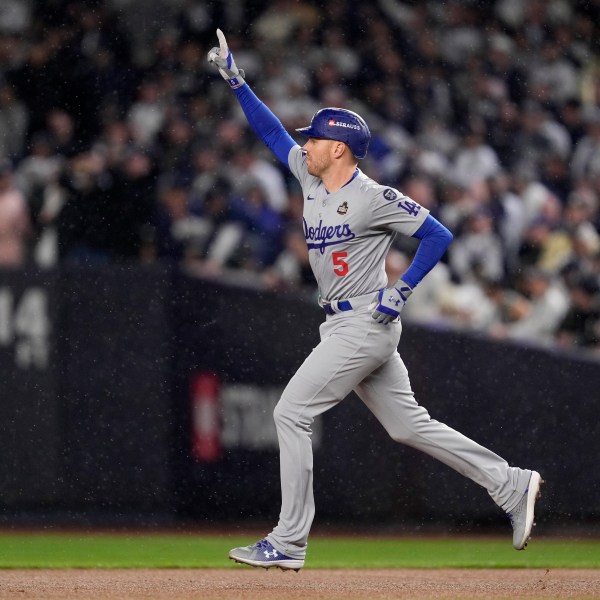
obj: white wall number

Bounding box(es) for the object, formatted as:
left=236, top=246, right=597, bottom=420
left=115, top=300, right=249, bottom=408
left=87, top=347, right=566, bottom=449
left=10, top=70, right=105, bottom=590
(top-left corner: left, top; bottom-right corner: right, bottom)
left=0, top=287, right=50, bottom=369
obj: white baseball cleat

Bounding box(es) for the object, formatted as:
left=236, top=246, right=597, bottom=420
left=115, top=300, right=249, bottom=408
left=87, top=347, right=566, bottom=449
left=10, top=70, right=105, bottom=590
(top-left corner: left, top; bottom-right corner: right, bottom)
left=508, top=471, right=544, bottom=550
left=229, top=538, right=304, bottom=571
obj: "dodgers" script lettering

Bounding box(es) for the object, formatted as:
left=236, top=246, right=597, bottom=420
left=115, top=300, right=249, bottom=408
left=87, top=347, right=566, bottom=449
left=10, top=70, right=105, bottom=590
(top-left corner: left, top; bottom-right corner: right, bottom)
left=303, top=218, right=356, bottom=254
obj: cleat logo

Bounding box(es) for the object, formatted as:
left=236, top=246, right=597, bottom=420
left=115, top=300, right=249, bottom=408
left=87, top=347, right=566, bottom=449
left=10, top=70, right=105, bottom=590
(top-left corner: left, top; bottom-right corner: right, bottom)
left=264, top=550, right=279, bottom=559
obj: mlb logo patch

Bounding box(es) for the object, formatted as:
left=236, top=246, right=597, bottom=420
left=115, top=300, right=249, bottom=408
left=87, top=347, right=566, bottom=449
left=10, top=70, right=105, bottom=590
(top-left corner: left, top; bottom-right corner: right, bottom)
left=383, top=188, right=397, bottom=201
left=328, top=119, right=336, bottom=126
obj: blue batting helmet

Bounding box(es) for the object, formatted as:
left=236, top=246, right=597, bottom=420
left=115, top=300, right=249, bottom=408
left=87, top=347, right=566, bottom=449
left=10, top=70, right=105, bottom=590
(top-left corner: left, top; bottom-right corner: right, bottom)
left=296, top=107, right=371, bottom=160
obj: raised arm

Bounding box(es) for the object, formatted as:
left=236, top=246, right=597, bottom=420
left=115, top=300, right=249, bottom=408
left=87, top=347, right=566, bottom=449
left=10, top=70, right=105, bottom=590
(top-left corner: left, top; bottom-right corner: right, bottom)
left=207, top=29, right=297, bottom=167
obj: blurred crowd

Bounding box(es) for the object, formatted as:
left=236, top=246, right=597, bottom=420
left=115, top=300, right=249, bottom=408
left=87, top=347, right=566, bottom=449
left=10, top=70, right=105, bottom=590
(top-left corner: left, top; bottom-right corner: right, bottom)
left=1, top=0, right=600, bottom=357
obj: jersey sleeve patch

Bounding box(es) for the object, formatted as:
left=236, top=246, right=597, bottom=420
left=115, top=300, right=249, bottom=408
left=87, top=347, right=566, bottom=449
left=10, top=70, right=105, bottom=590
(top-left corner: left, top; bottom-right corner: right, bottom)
left=383, top=188, right=397, bottom=201
left=369, top=186, right=430, bottom=236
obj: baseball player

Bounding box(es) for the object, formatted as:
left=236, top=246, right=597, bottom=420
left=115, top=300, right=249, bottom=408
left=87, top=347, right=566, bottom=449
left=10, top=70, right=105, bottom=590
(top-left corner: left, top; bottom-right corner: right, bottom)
left=208, top=30, right=543, bottom=571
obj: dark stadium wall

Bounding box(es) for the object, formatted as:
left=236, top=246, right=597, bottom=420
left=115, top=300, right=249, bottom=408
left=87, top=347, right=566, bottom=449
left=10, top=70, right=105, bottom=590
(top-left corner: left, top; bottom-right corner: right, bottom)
left=0, top=266, right=598, bottom=528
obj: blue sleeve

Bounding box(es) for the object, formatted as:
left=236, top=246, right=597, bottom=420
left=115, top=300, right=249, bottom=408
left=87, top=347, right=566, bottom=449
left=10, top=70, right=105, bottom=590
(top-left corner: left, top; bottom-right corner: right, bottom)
left=234, top=84, right=297, bottom=167
left=400, top=214, right=453, bottom=290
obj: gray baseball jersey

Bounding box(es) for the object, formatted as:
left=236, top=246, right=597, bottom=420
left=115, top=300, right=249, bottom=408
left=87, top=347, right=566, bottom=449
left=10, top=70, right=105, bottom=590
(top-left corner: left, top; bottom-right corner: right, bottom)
left=287, top=145, right=428, bottom=302
left=265, top=144, right=533, bottom=560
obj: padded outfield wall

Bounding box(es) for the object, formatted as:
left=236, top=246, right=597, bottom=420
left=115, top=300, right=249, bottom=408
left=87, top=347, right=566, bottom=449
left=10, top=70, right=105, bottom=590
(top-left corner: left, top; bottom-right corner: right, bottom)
left=0, top=265, right=598, bottom=527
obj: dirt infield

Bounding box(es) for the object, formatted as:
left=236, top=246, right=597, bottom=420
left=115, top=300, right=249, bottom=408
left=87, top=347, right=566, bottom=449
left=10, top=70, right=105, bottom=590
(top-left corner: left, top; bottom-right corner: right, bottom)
left=0, top=569, right=599, bottom=599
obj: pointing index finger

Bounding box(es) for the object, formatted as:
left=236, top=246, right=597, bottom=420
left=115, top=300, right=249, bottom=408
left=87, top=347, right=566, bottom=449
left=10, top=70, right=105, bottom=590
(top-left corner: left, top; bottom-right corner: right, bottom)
left=216, top=29, right=228, bottom=55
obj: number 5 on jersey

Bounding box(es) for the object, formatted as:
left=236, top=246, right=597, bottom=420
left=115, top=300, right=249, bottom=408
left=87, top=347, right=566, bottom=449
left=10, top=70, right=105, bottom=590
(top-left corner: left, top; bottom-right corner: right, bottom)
left=332, top=251, right=349, bottom=276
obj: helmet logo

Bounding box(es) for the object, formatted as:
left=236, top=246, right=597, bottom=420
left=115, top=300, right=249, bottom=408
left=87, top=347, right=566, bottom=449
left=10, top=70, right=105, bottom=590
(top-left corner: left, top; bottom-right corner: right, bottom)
left=327, top=119, right=360, bottom=131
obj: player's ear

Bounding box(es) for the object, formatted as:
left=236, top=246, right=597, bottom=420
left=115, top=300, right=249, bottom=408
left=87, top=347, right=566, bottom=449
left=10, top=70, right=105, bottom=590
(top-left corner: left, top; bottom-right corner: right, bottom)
left=332, top=141, right=347, bottom=158
left=336, top=141, right=358, bottom=164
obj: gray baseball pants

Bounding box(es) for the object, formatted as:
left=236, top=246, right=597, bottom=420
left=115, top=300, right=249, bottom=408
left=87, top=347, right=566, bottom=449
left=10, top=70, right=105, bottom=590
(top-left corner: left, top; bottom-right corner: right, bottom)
left=267, top=296, right=532, bottom=559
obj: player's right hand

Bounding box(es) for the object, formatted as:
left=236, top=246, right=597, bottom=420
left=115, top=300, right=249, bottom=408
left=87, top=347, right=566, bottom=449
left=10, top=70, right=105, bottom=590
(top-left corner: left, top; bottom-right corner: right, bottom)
left=207, top=29, right=246, bottom=89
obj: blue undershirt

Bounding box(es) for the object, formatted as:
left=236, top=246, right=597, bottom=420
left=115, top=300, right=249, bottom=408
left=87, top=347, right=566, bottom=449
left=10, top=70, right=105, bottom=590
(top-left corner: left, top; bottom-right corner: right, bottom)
left=234, top=83, right=453, bottom=290
left=404, top=215, right=453, bottom=289
left=235, top=85, right=296, bottom=166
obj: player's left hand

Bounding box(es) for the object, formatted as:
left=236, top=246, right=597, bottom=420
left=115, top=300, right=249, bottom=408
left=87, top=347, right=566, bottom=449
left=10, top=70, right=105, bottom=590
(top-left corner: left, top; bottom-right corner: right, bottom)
left=207, top=29, right=246, bottom=89
left=371, top=281, right=413, bottom=324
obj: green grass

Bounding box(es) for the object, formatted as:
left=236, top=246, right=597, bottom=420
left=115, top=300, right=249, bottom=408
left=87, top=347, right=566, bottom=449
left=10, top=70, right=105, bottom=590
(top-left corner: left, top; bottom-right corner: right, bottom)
left=0, top=533, right=598, bottom=569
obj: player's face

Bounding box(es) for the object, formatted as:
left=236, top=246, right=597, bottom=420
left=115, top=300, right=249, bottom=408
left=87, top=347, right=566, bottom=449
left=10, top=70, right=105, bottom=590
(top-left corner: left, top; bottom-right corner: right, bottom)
left=303, top=138, right=337, bottom=177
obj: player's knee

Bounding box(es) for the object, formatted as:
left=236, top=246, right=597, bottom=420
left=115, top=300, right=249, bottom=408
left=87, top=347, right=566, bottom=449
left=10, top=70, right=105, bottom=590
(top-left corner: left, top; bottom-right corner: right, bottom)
left=387, top=426, right=415, bottom=445
left=273, top=397, right=310, bottom=432
left=273, top=399, right=294, bottom=429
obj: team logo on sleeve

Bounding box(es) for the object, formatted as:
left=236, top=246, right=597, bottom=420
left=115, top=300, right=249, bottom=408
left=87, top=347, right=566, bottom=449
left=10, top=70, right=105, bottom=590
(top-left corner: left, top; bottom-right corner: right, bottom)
left=383, top=188, right=397, bottom=201
left=397, top=199, right=421, bottom=216
left=384, top=188, right=422, bottom=216
left=337, top=201, right=348, bottom=215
